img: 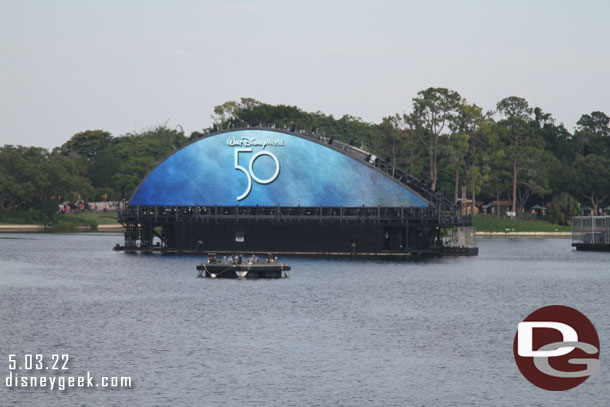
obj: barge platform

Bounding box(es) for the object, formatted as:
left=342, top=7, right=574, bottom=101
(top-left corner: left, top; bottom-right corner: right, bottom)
left=197, top=254, right=290, bottom=279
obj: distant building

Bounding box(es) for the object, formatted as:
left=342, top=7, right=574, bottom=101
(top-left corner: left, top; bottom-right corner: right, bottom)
left=482, top=201, right=512, bottom=217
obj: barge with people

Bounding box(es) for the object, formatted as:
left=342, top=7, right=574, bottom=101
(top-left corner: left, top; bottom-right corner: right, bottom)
left=197, top=253, right=291, bottom=279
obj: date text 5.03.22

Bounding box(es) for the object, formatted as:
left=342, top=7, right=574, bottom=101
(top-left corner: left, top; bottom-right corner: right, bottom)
left=8, top=354, right=69, bottom=371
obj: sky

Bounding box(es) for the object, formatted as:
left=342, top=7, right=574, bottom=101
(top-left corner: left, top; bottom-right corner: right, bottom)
left=1, top=0, right=609, bottom=149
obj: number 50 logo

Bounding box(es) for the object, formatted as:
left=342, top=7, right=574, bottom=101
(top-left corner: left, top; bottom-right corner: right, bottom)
left=234, top=148, right=280, bottom=201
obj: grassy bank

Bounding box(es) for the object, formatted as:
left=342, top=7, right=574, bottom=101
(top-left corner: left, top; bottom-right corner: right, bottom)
left=472, top=216, right=571, bottom=233
left=0, top=211, right=120, bottom=232
left=54, top=212, right=122, bottom=231
left=65, top=212, right=120, bottom=225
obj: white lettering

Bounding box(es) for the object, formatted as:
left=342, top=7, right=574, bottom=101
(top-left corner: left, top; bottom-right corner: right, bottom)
left=226, top=136, right=284, bottom=149
left=235, top=149, right=280, bottom=200
left=518, top=322, right=578, bottom=357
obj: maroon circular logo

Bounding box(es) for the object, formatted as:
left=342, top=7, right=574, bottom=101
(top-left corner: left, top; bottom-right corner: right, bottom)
left=513, top=305, right=600, bottom=391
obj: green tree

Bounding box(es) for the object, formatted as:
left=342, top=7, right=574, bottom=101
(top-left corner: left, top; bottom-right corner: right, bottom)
left=548, top=193, right=582, bottom=226
left=447, top=102, right=490, bottom=205
left=576, top=111, right=609, bottom=136
left=531, top=108, right=574, bottom=202
left=574, top=111, right=610, bottom=156
left=209, top=98, right=378, bottom=153
left=402, top=119, right=427, bottom=180
left=515, top=148, right=558, bottom=212
left=97, top=126, right=188, bottom=200
left=406, top=87, right=463, bottom=192
left=0, top=146, right=93, bottom=221
left=481, top=132, right=510, bottom=217
left=461, top=107, right=497, bottom=215
left=570, top=154, right=610, bottom=214
left=496, top=96, right=547, bottom=214
left=378, top=115, right=404, bottom=176
left=45, top=152, right=93, bottom=202
left=445, top=133, right=469, bottom=204
left=60, top=130, right=112, bottom=158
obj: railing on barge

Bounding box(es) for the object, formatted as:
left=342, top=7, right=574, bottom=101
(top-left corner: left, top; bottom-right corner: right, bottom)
left=118, top=203, right=471, bottom=227
left=572, top=216, right=610, bottom=250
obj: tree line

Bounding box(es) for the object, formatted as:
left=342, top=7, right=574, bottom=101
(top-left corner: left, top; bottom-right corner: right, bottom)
left=1, top=89, right=609, bottom=223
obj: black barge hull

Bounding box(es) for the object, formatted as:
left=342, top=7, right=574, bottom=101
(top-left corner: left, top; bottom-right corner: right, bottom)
left=572, top=243, right=610, bottom=251
left=116, top=246, right=478, bottom=258
left=196, top=263, right=290, bottom=279
left=118, top=205, right=477, bottom=258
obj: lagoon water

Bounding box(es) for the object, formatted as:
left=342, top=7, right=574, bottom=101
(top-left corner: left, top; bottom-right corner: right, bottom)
left=0, top=233, right=609, bottom=406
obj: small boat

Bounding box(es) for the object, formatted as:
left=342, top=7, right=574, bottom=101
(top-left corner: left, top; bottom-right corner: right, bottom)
left=197, top=253, right=291, bottom=279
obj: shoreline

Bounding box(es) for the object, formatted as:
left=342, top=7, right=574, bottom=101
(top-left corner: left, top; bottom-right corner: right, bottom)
left=0, top=224, right=124, bottom=232
left=0, top=224, right=571, bottom=237
left=475, top=231, right=571, bottom=238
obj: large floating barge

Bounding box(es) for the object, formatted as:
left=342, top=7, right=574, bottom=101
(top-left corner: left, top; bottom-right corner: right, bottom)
left=115, top=127, right=477, bottom=258
left=572, top=216, right=610, bottom=251
left=115, top=205, right=477, bottom=258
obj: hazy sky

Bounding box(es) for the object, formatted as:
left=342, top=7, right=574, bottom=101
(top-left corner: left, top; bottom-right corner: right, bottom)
left=1, top=0, right=609, bottom=149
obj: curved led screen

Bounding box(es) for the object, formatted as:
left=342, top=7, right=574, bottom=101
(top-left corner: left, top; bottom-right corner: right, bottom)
left=129, top=129, right=429, bottom=207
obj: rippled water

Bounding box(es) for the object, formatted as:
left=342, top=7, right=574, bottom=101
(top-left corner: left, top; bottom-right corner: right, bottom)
left=0, top=233, right=608, bottom=406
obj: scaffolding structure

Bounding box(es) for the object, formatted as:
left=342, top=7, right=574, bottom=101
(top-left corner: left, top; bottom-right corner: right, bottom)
left=572, top=216, right=610, bottom=250
left=444, top=227, right=476, bottom=248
